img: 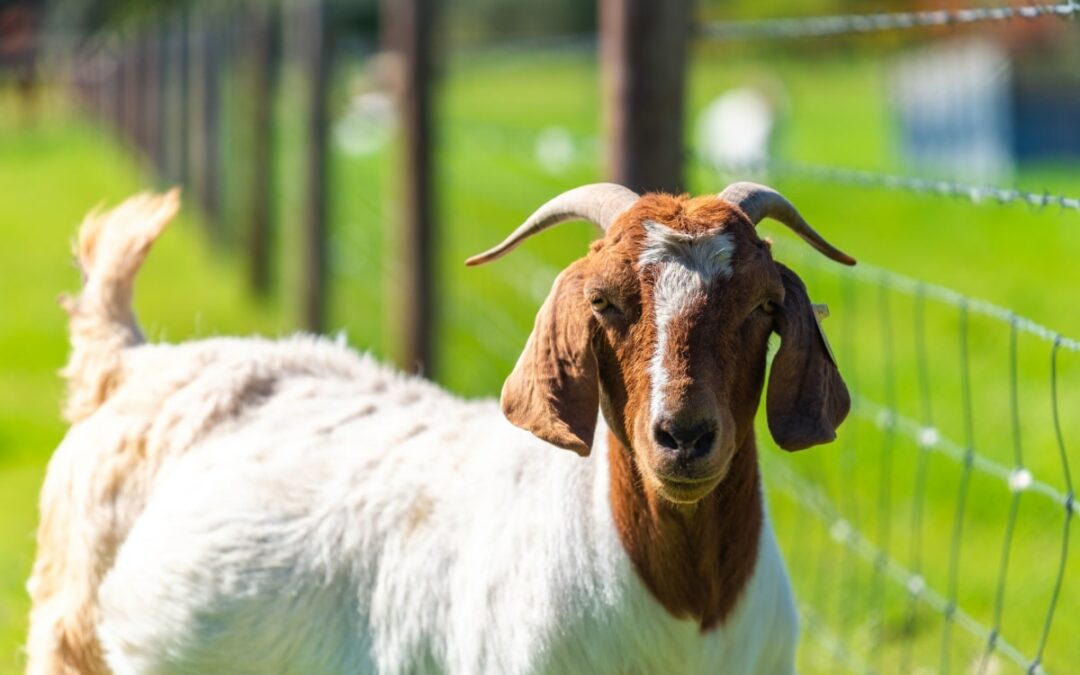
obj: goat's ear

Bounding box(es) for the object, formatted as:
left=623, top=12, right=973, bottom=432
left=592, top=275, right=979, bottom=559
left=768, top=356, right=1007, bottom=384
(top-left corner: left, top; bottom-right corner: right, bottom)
left=766, top=263, right=850, bottom=451
left=501, top=260, right=599, bottom=456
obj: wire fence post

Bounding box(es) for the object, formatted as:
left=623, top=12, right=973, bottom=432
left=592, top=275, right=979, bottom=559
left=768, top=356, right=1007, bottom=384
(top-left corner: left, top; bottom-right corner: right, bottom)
left=121, top=38, right=138, bottom=150
left=132, top=34, right=149, bottom=156
left=599, top=0, right=691, bottom=193
left=185, top=10, right=202, bottom=207
left=297, top=0, right=329, bottom=332
left=381, top=0, right=437, bottom=374
left=195, top=11, right=222, bottom=232
left=146, top=23, right=166, bottom=177
left=244, top=0, right=275, bottom=297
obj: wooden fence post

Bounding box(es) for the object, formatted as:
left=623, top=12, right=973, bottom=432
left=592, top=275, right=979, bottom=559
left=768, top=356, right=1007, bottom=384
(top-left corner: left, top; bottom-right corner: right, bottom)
left=245, top=0, right=275, bottom=296
left=145, top=24, right=165, bottom=176
left=193, top=13, right=222, bottom=230
left=186, top=11, right=204, bottom=202
left=168, top=10, right=190, bottom=186
left=381, top=0, right=436, bottom=375
left=297, top=0, right=329, bottom=332
left=599, top=0, right=691, bottom=193
left=107, top=43, right=122, bottom=134
left=93, top=48, right=108, bottom=124
left=121, top=39, right=138, bottom=148
left=136, top=34, right=152, bottom=157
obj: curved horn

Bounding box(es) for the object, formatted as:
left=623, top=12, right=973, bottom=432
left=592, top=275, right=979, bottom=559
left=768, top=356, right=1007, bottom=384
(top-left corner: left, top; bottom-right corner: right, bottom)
left=465, top=183, right=639, bottom=267
left=718, top=182, right=856, bottom=266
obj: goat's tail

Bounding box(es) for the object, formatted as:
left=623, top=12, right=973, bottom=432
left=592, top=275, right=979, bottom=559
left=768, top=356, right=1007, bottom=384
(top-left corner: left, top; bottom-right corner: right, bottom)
left=60, top=189, right=180, bottom=423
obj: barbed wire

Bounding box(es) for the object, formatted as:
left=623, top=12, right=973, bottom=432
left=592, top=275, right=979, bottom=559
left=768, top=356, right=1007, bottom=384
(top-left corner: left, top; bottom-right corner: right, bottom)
left=700, top=1, right=1080, bottom=42
left=699, top=155, right=1080, bottom=216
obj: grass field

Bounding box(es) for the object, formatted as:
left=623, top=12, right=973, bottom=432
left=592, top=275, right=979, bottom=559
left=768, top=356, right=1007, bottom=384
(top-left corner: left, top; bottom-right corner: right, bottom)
left=1, top=45, right=1078, bottom=673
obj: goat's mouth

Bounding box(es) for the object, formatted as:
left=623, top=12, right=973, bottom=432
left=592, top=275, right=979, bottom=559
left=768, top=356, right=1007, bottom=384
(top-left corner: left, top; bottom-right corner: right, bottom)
left=653, top=471, right=725, bottom=504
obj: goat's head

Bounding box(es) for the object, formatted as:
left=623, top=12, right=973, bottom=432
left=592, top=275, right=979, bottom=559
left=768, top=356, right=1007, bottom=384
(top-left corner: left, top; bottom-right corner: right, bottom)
left=468, top=183, right=853, bottom=505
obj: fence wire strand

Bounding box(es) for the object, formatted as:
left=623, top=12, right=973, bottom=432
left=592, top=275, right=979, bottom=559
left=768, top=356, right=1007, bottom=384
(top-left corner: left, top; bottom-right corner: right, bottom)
left=701, top=1, right=1080, bottom=41
left=977, top=319, right=1025, bottom=673
left=700, top=156, right=1080, bottom=216
left=794, top=252, right=1080, bottom=354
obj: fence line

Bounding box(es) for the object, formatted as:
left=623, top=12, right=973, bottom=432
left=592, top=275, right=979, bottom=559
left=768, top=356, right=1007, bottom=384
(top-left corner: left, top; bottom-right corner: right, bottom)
left=699, top=156, right=1080, bottom=216
left=788, top=239, right=1080, bottom=353
left=781, top=235, right=1077, bottom=671
left=449, top=123, right=1080, bottom=224
left=765, top=455, right=1039, bottom=673
left=700, top=1, right=1080, bottom=41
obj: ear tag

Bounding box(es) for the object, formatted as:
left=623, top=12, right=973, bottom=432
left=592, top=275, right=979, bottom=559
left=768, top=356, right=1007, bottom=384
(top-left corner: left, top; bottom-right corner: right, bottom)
left=811, top=303, right=838, bottom=367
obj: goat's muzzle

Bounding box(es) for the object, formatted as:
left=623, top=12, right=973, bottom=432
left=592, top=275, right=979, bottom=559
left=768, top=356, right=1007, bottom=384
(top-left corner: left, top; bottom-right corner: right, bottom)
left=646, top=412, right=734, bottom=504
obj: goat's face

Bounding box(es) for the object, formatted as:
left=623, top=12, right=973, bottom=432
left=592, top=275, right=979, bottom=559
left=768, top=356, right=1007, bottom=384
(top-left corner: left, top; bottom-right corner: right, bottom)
left=473, top=186, right=851, bottom=505
left=585, top=196, right=783, bottom=503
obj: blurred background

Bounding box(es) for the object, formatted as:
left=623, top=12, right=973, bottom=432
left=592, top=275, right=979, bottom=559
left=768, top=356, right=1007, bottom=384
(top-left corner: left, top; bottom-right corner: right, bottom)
left=1, top=0, right=1079, bottom=672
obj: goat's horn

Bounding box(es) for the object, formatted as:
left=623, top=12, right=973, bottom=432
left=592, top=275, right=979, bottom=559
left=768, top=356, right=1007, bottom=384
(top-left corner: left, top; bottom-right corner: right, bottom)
left=465, top=183, right=639, bottom=266
left=718, top=181, right=856, bottom=266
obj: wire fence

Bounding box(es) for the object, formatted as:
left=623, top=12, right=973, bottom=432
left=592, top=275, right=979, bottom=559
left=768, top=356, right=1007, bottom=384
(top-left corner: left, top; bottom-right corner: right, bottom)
left=701, top=1, right=1080, bottom=41
left=691, top=11, right=1079, bottom=666
left=759, top=249, right=1077, bottom=673
left=700, top=156, right=1080, bottom=215
left=696, top=4, right=1080, bottom=666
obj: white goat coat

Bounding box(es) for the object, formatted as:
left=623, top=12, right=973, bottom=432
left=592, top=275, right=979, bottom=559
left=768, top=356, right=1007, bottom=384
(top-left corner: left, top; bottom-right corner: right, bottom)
left=75, top=335, right=798, bottom=674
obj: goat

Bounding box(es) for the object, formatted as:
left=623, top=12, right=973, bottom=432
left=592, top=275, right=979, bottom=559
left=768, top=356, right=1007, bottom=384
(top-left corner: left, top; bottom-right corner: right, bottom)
left=27, top=182, right=852, bottom=674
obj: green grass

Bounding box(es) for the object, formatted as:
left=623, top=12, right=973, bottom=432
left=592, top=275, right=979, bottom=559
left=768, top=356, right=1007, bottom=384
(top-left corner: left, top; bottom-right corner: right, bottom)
left=1, top=46, right=1078, bottom=674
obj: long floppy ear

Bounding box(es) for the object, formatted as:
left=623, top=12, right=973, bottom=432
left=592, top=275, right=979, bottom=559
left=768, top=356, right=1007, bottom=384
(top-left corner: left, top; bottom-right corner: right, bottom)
left=766, top=263, right=850, bottom=451
left=501, top=260, right=599, bottom=456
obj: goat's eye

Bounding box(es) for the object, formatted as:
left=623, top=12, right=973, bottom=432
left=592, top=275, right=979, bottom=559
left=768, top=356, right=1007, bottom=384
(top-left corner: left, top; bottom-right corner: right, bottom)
left=759, top=300, right=776, bottom=315
left=590, top=295, right=611, bottom=312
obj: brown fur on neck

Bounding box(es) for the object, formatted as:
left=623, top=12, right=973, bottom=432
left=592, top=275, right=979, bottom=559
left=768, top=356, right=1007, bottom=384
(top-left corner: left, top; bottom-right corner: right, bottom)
left=607, top=429, right=763, bottom=632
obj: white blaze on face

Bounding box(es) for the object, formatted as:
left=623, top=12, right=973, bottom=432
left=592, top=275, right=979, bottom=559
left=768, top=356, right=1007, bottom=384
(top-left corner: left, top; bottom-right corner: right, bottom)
left=639, top=220, right=735, bottom=421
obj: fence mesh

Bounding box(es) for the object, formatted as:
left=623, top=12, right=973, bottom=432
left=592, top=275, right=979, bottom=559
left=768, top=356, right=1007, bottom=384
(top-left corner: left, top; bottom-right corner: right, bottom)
left=754, top=247, right=1077, bottom=673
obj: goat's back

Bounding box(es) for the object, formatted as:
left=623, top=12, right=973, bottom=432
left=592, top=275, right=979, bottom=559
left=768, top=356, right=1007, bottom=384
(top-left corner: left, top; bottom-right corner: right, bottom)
left=38, top=334, right=797, bottom=675
left=79, top=334, right=607, bottom=673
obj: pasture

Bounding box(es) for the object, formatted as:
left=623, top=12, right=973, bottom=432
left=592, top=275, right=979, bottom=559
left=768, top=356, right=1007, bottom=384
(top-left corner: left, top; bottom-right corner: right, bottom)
left=1, top=46, right=1078, bottom=672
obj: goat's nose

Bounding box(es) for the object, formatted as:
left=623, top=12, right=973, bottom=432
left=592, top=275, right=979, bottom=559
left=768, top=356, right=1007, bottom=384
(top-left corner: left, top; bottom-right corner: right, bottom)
left=653, top=419, right=717, bottom=461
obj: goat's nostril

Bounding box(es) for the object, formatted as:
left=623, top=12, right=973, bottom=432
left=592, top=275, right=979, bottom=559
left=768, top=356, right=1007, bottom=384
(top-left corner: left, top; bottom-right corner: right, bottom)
left=693, top=430, right=717, bottom=457
left=654, top=420, right=717, bottom=458
left=654, top=427, right=680, bottom=451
